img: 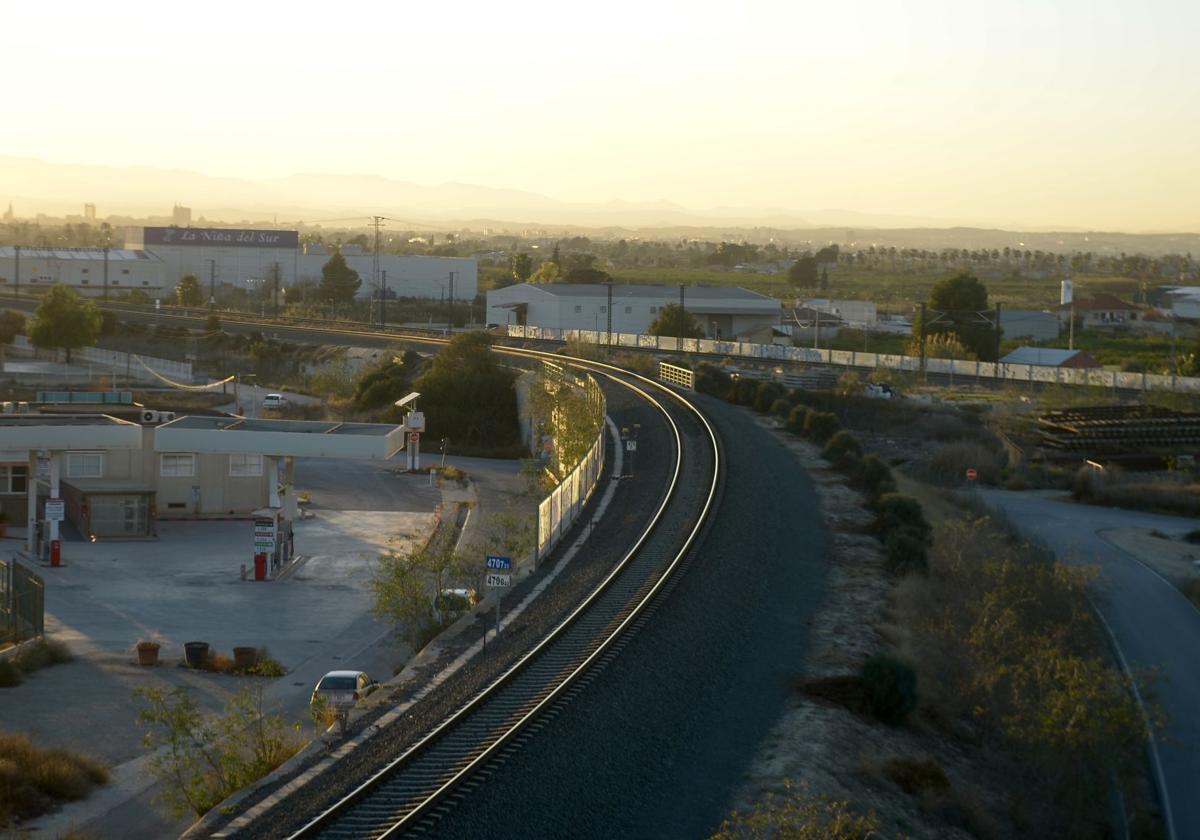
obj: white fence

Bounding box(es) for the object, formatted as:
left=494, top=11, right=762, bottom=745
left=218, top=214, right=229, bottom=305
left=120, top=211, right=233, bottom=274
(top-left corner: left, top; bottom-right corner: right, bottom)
left=535, top=373, right=607, bottom=562
left=508, top=325, right=1200, bottom=395
left=11, top=336, right=193, bottom=382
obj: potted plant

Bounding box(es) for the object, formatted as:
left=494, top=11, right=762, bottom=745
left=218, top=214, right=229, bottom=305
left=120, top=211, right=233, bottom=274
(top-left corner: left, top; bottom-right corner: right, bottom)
left=135, top=639, right=161, bottom=667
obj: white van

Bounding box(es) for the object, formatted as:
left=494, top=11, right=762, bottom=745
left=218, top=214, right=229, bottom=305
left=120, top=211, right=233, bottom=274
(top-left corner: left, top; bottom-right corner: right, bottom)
left=262, top=393, right=287, bottom=410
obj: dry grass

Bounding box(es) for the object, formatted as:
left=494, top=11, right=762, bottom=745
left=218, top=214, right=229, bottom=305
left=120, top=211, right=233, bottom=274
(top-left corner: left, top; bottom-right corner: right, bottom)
left=0, top=731, right=108, bottom=826
left=1074, top=469, right=1200, bottom=518
left=1183, top=579, right=1200, bottom=610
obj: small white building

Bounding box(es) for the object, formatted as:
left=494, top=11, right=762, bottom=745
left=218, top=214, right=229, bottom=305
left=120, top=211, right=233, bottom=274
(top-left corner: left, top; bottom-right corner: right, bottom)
left=0, top=247, right=166, bottom=298
left=487, top=283, right=781, bottom=338
left=800, top=298, right=877, bottom=327
left=1000, top=309, right=1060, bottom=341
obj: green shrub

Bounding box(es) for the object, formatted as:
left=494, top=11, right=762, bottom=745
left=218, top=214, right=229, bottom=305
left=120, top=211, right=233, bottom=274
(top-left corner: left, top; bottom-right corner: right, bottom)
left=822, top=430, right=863, bottom=469
left=785, top=405, right=809, bottom=435
left=860, top=654, right=918, bottom=725
left=803, top=410, right=841, bottom=445
left=854, top=454, right=896, bottom=501
left=12, top=639, right=73, bottom=673
left=769, top=398, right=792, bottom=419
left=753, top=381, right=786, bottom=414
left=693, top=363, right=731, bottom=398
left=882, top=756, right=949, bottom=796
left=876, top=493, right=931, bottom=544
left=884, top=531, right=929, bottom=576
left=732, top=377, right=759, bottom=406
left=0, top=659, right=22, bottom=687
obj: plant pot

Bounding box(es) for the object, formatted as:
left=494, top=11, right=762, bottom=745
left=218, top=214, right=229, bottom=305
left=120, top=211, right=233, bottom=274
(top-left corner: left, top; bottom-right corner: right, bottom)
left=233, top=646, right=257, bottom=670
left=136, top=643, right=160, bottom=667
left=184, top=641, right=210, bottom=669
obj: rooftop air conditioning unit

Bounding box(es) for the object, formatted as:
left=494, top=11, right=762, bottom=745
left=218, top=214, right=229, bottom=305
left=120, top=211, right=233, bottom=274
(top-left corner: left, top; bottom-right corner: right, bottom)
left=160, top=411, right=176, bottom=422
left=15, top=402, right=30, bottom=414
left=141, top=409, right=160, bottom=424
left=0, top=402, right=13, bottom=414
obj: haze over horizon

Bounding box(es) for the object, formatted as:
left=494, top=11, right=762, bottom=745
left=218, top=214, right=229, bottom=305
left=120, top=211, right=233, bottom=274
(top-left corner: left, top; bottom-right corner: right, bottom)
left=4, top=0, right=1198, bottom=233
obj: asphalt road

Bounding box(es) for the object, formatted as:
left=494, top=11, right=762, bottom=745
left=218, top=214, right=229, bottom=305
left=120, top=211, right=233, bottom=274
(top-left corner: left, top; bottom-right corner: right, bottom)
left=979, top=490, right=1200, bottom=840
left=427, top=395, right=830, bottom=839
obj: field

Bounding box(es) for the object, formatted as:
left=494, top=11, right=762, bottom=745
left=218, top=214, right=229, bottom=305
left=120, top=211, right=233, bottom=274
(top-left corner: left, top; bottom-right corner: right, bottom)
left=608, top=265, right=1144, bottom=312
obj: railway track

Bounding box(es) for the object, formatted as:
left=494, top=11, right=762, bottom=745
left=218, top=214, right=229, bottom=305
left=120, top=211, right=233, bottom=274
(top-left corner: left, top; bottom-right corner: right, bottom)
left=4, top=299, right=722, bottom=837
left=278, top=365, right=718, bottom=839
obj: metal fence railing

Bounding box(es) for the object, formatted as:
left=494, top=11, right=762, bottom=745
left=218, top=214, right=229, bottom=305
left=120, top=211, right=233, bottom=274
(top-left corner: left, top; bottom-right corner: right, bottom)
left=1, top=555, right=44, bottom=646
left=535, top=373, right=606, bottom=562
left=508, top=325, right=1200, bottom=395
left=658, top=361, right=694, bottom=390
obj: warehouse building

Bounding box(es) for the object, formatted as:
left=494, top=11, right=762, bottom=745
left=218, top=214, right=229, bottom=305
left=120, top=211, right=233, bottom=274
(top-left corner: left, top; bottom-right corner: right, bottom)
left=296, top=244, right=476, bottom=303
left=0, top=247, right=166, bottom=298
left=486, top=283, right=782, bottom=338
left=123, top=226, right=477, bottom=302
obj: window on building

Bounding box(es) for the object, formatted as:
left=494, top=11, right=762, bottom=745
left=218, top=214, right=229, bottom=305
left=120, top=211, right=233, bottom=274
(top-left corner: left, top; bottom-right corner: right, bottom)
left=142, top=281, right=149, bottom=286
left=624, top=306, right=632, bottom=314
left=229, top=453, right=263, bottom=477
left=0, top=465, right=27, bottom=493
left=160, top=453, right=195, bottom=477
left=66, top=452, right=103, bottom=478
left=81, top=268, right=89, bottom=274
left=81, top=279, right=89, bottom=285
left=121, top=269, right=130, bottom=275
left=112, top=280, right=120, bottom=285
left=599, top=305, right=607, bottom=313
left=574, top=305, right=582, bottom=313
left=650, top=306, right=658, bottom=314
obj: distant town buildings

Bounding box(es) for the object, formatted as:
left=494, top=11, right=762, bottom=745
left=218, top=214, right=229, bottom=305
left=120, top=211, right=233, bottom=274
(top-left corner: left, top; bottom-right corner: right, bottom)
left=172, top=203, right=192, bottom=226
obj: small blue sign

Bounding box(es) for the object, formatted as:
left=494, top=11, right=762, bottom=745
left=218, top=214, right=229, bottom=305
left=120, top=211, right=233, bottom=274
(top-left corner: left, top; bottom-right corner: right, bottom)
left=485, top=555, right=512, bottom=570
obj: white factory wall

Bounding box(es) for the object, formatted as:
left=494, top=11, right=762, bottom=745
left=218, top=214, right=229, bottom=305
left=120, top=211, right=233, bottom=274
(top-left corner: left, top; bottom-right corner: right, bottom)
left=146, top=244, right=300, bottom=295
left=295, top=254, right=477, bottom=301
left=0, top=251, right=166, bottom=297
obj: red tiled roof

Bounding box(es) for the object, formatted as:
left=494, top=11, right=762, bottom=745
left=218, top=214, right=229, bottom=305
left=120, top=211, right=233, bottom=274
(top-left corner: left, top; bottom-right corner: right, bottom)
left=1058, top=293, right=1138, bottom=311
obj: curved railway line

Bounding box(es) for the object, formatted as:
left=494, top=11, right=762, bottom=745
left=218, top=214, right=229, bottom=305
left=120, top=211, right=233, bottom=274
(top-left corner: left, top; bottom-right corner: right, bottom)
left=284, top=367, right=718, bottom=839
left=81, top=304, right=727, bottom=839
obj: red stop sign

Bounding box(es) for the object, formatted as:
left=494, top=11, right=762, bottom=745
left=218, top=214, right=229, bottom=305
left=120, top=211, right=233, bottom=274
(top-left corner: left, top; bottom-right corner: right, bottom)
left=966, top=468, right=978, bottom=481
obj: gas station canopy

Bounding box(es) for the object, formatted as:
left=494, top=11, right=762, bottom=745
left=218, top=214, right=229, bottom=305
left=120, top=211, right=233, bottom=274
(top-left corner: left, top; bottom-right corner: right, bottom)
left=154, top=416, right=407, bottom=460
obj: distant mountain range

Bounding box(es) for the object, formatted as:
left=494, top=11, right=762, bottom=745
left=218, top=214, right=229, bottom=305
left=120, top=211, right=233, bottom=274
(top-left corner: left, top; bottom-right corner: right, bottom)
left=2, top=156, right=1198, bottom=256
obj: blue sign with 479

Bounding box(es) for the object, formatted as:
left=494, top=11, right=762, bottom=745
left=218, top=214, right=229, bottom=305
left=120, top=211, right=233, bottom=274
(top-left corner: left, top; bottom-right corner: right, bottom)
left=485, top=555, right=512, bottom=570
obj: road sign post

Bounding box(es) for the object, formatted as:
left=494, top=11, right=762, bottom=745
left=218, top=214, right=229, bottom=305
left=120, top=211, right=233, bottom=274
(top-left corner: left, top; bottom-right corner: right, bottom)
left=484, top=555, right=513, bottom=647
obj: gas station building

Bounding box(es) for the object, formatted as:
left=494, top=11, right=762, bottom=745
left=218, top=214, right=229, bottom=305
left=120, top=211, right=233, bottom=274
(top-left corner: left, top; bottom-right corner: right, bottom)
left=0, top=413, right=407, bottom=570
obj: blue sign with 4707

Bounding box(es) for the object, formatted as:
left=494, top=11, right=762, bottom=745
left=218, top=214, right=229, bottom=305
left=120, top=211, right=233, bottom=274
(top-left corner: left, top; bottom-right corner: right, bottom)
left=485, top=555, right=512, bottom=570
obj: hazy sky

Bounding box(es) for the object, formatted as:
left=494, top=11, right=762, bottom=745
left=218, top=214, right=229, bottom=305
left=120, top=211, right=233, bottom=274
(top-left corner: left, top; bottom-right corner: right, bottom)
left=4, top=0, right=1198, bottom=230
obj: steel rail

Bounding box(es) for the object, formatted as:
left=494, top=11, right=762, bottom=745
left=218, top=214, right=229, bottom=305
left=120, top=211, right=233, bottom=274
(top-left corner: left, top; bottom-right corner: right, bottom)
left=278, top=368, right=718, bottom=840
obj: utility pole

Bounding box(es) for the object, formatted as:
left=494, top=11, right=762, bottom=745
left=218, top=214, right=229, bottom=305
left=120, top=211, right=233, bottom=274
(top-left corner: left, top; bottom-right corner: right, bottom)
left=994, top=303, right=1002, bottom=364
left=380, top=269, right=387, bottom=329
left=448, top=271, right=455, bottom=332
left=678, top=283, right=685, bottom=351
left=208, top=258, right=216, bottom=309
left=102, top=245, right=109, bottom=301
left=371, top=216, right=384, bottom=327
left=13, top=245, right=19, bottom=300
left=813, top=307, right=820, bottom=350
left=272, top=261, right=280, bottom=319
left=918, top=302, right=927, bottom=381
left=605, top=280, right=613, bottom=351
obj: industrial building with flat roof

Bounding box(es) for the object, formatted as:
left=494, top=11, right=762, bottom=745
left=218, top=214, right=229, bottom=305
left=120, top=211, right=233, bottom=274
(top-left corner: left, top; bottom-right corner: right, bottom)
left=0, top=247, right=166, bottom=298
left=486, top=282, right=782, bottom=339
left=123, top=226, right=478, bottom=302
